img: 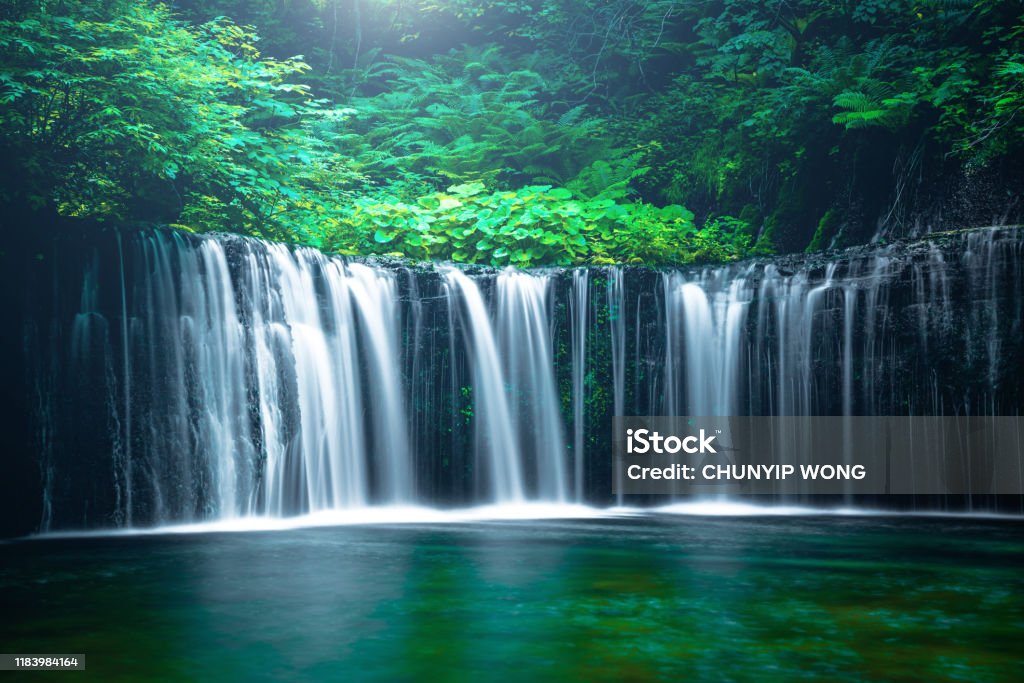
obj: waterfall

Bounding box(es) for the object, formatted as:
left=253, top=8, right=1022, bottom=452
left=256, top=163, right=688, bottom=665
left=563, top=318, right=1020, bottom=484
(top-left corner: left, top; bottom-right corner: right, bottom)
left=254, top=244, right=363, bottom=512
left=116, top=233, right=133, bottom=525
left=496, top=270, right=568, bottom=501
left=606, top=269, right=625, bottom=505
left=443, top=268, right=525, bottom=502
left=663, top=269, right=752, bottom=416
left=570, top=270, right=589, bottom=501
left=607, top=269, right=625, bottom=418
left=62, top=233, right=426, bottom=523
left=19, top=226, right=1024, bottom=530
left=344, top=263, right=413, bottom=503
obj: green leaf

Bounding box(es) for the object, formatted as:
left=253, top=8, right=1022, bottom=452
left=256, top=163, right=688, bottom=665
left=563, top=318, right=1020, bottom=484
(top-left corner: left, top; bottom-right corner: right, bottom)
left=448, top=181, right=486, bottom=197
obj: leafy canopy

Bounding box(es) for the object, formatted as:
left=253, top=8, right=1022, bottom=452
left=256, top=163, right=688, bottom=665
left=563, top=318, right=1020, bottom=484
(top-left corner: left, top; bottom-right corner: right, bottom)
left=0, top=0, right=360, bottom=244
left=3, top=0, right=1022, bottom=263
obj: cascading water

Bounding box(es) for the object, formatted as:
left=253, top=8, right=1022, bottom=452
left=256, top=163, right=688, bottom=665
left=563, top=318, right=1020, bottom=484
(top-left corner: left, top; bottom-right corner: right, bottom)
left=570, top=270, right=589, bottom=501
left=606, top=268, right=625, bottom=505
left=443, top=268, right=526, bottom=502
left=662, top=269, right=753, bottom=417
left=495, top=271, right=568, bottom=501
left=60, top=232, right=420, bottom=524
left=19, top=226, right=1024, bottom=531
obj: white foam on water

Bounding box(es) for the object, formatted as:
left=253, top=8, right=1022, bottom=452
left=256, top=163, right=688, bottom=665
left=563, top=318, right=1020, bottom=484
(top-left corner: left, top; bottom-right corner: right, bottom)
left=25, top=502, right=1021, bottom=541
left=653, top=501, right=870, bottom=516
left=29, top=503, right=628, bottom=539
left=652, top=501, right=1022, bottom=519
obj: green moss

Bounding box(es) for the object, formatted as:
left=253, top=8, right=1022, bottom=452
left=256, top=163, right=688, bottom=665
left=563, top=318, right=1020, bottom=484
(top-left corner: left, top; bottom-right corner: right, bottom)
left=750, top=218, right=777, bottom=256
left=805, top=208, right=841, bottom=253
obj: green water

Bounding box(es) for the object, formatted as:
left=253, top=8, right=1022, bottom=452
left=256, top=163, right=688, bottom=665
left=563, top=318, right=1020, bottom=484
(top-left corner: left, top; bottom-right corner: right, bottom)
left=1, top=514, right=1022, bottom=681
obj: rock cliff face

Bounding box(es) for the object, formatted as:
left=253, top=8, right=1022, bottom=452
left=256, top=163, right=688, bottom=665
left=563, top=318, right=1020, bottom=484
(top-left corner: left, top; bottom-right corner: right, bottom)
left=2, top=224, right=1022, bottom=536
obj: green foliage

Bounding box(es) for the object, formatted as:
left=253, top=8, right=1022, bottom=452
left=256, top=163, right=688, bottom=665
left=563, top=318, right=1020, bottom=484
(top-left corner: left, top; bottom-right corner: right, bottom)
left=2, top=0, right=1021, bottom=263
left=832, top=90, right=915, bottom=130
left=0, top=0, right=360, bottom=238
left=336, top=47, right=617, bottom=195
left=626, top=1, right=1022, bottom=248
left=319, top=182, right=741, bottom=267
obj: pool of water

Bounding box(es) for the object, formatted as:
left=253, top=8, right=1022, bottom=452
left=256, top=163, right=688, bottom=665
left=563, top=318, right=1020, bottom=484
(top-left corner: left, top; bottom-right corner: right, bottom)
left=2, top=513, right=1022, bottom=681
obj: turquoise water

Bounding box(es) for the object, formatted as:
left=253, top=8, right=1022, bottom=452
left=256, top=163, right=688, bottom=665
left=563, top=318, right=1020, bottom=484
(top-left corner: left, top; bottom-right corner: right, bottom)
left=2, top=514, right=1022, bottom=681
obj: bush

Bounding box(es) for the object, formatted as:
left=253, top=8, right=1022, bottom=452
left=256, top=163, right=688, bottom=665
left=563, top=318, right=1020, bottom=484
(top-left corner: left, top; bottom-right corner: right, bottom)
left=313, top=181, right=745, bottom=267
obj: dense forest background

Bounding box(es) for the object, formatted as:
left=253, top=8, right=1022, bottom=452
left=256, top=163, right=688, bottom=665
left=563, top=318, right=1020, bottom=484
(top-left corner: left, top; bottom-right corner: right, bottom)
left=1, top=0, right=1022, bottom=266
